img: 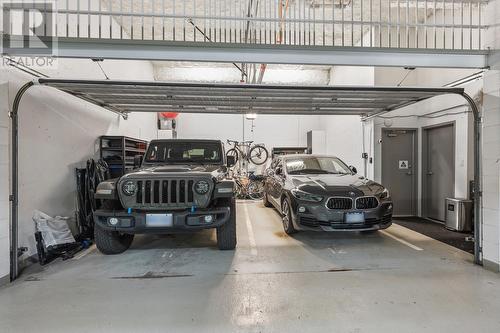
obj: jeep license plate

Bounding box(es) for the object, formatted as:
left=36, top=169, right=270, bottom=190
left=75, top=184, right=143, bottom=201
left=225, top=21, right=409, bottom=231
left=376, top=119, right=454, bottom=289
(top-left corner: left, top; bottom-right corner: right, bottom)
left=345, top=212, right=365, bottom=224
left=146, top=214, right=173, bottom=227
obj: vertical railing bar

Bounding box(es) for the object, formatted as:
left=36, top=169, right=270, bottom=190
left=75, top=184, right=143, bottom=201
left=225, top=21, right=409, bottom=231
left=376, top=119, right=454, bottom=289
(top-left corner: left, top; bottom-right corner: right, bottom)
left=130, top=0, right=133, bottom=39
left=332, top=0, right=335, bottom=46
left=379, top=0, right=382, bottom=47
left=226, top=0, right=229, bottom=43
left=87, top=0, right=90, bottom=38
left=415, top=0, right=418, bottom=48
left=184, top=0, right=186, bottom=42
left=163, top=0, right=166, bottom=40
left=214, top=0, right=217, bottom=43
left=388, top=0, right=391, bottom=47
left=406, top=0, right=409, bottom=47
left=370, top=0, right=373, bottom=47
left=478, top=0, right=481, bottom=49
left=433, top=0, right=436, bottom=48
left=66, top=0, right=69, bottom=37
left=109, top=0, right=111, bottom=38
left=293, top=2, right=297, bottom=45
left=262, top=0, right=265, bottom=45
left=452, top=0, right=455, bottom=49
left=443, top=0, right=445, bottom=48
left=120, top=0, right=123, bottom=39
left=460, top=0, right=463, bottom=49
left=469, top=1, right=472, bottom=49
left=141, top=0, right=144, bottom=40
left=152, top=0, right=155, bottom=41
left=77, top=0, right=80, bottom=37
left=397, top=0, right=400, bottom=47
left=361, top=0, right=364, bottom=47
left=351, top=0, right=354, bottom=46
left=341, top=0, right=344, bottom=46
left=303, top=0, right=305, bottom=45
left=425, top=0, right=428, bottom=48
left=323, top=0, right=325, bottom=46
left=298, top=0, right=301, bottom=45
left=312, top=0, right=315, bottom=46
left=228, top=0, right=231, bottom=43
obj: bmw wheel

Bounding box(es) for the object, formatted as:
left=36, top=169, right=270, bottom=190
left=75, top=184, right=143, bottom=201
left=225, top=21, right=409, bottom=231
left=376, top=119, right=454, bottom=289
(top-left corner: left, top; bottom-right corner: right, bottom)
left=281, top=198, right=297, bottom=235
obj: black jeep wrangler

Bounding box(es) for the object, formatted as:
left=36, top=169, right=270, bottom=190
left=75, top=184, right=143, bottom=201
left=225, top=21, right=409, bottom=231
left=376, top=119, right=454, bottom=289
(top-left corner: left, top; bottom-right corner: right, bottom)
left=93, top=139, right=236, bottom=254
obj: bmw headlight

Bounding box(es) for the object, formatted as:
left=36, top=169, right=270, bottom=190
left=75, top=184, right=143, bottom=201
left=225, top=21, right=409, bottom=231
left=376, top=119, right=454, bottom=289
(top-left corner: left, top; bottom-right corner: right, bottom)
left=379, top=188, right=390, bottom=199
left=195, top=180, right=210, bottom=195
left=122, top=181, right=137, bottom=196
left=291, top=189, right=324, bottom=202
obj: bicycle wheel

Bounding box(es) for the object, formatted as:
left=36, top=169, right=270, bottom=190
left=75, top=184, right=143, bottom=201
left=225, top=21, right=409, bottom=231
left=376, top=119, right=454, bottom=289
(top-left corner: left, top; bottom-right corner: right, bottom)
left=248, top=145, right=269, bottom=165
left=247, top=180, right=264, bottom=200
left=226, top=148, right=239, bottom=165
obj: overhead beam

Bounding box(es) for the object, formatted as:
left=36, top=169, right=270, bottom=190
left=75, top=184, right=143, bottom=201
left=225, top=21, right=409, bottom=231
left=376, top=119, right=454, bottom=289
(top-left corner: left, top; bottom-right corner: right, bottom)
left=4, top=37, right=489, bottom=69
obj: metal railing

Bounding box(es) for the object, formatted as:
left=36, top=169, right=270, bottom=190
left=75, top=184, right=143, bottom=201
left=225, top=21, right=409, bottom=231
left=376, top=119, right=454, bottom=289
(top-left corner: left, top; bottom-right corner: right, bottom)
left=8, top=0, right=490, bottom=50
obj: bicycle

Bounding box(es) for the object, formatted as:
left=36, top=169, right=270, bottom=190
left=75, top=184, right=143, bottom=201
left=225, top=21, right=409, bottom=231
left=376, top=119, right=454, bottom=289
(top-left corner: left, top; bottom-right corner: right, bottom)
left=233, top=172, right=266, bottom=200
left=226, top=139, right=269, bottom=166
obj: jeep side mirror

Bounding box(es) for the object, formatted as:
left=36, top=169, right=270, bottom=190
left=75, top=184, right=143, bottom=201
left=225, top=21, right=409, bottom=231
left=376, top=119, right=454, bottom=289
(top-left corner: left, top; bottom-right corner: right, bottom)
left=227, top=155, right=236, bottom=168
left=133, top=155, right=143, bottom=169
left=349, top=165, right=357, bottom=174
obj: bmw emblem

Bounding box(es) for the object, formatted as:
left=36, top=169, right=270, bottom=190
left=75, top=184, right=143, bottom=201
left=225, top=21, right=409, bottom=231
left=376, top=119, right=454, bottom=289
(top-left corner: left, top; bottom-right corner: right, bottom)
left=349, top=192, right=356, bottom=197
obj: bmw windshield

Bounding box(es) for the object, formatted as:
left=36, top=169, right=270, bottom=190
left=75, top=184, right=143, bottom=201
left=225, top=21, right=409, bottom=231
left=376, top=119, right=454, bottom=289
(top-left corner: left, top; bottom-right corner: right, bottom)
left=145, top=141, right=223, bottom=164
left=286, top=157, right=352, bottom=175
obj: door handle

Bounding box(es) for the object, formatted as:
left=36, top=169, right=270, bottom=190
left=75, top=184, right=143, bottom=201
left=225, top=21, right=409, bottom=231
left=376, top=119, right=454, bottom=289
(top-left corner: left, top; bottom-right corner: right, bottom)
left=427, top=171, right=433, bottom=175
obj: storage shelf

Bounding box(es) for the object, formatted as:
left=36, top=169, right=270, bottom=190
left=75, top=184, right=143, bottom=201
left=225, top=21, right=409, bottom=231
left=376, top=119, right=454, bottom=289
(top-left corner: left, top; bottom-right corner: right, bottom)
left=100, top=136, right=148, bottom=177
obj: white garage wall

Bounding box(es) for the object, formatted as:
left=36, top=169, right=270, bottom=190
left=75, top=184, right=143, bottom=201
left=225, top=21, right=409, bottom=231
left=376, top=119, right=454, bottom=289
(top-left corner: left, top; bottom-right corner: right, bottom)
left=321, top=66, right=376, bottom=176
left=481, top=0, right=500, bottom=271
left=0, top=58, right=159, bottom=268
left=176, top=113, right=323, bottom=153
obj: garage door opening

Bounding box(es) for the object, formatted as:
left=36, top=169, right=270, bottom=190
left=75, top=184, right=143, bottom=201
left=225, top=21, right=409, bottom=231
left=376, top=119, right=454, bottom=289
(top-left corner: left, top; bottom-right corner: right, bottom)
left=9, top=79, right=482, bottom=281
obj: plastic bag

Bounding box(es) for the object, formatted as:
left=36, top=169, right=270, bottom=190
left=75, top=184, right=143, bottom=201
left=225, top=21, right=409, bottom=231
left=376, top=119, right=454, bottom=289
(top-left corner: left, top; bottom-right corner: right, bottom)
left=33, top=210, right=76, bottom=248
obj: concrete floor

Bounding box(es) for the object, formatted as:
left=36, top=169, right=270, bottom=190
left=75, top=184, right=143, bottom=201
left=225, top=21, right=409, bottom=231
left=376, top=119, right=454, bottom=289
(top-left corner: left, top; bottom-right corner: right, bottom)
left=1, top=201, right=500, bottom=333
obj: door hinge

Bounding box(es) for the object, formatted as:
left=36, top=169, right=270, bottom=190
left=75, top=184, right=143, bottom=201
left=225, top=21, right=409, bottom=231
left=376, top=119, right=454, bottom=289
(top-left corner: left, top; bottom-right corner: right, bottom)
left=9, top=195, right=14, bottom=202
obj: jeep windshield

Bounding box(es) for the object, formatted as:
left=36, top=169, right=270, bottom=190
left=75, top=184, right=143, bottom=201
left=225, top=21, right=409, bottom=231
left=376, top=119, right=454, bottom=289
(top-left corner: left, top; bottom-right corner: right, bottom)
left=145, top=141, right=223, bottom=164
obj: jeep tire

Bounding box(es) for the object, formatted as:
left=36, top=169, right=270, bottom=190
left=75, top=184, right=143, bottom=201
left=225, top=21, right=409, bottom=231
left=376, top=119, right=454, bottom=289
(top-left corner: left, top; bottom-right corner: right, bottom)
left=95, top=199, right=134, bottom=255
left=216, top=198, right=237, bottom=250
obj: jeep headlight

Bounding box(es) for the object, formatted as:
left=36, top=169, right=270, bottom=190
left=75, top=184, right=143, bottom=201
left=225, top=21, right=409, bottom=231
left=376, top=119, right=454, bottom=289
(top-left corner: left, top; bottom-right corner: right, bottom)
left=379, top=188, right=390, bottom=199
left=194, top=180, right=210, bottom=195
left=291, top=189, right=323, bottom=202
left=122, top=181, right=137, bottom=196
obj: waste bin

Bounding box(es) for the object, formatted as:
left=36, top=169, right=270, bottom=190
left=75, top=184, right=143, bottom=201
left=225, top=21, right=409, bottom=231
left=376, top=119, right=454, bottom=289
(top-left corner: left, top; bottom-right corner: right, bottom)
left=445, top=198, right=473, bottom=232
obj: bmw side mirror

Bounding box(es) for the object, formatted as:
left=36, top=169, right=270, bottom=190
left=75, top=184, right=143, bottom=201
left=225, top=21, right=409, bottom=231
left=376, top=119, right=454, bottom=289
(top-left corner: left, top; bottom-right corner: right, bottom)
left=227, top=155, right=236, bottom=168
left=349, top=165, right=357, bottom=174
left=133, top=155, right=143, bottom=169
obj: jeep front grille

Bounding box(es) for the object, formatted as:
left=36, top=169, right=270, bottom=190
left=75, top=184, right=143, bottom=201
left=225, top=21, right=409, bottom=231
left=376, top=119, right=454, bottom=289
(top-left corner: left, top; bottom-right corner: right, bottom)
left=355, top=196, right=379, bottom=209
left=137, top=179, right=195, bottom=205
left=326, top=197, right=353, bottom=210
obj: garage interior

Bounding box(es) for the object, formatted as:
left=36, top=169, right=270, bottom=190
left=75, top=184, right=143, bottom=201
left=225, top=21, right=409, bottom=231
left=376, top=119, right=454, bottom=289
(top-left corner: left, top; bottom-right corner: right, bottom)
left=1, top=0, right=500, bottom=332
